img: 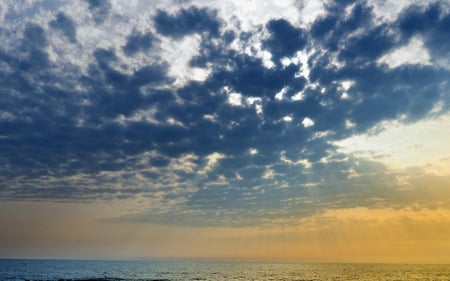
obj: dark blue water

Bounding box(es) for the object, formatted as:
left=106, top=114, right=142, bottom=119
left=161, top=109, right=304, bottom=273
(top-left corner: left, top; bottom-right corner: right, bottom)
left=0, top=259, right=449, bottom=281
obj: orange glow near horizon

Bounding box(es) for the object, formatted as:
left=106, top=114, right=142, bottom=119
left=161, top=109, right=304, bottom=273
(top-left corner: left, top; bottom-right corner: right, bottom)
left=1, top=201, right=450, bottom=263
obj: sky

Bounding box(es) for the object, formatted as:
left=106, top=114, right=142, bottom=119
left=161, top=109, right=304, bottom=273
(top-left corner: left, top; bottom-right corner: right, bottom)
left=0, top=0, right=450, bottom=263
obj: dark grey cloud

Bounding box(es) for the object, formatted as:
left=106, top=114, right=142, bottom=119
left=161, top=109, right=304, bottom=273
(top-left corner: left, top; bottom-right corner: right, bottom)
left=86, top=0, right=111, bottom=24
left=0, top=20, right=175, bottom=199
left=398, top=2, right=450, bottom=58
left=308, top=1, right=450, bottom=131
left=49, top=12, right=77, bottom=43
left=263, top=19, right=308, bottom=62
left=338, top=23, right=395, bottom=62
left=0, top=1, right=450, bottom=224
left=123, top=31, right=158, bottom=56
left=311, top=1, right=374, bottom=52
left=397, top=3, right=442, bottom=38
left=23, top=23, right=48, bottom=47
left=154, top=6, right=221, bottom=38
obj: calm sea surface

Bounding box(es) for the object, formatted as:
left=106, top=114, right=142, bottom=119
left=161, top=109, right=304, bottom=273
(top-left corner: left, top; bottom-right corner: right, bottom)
left=0, top=259, right=449, bottom=281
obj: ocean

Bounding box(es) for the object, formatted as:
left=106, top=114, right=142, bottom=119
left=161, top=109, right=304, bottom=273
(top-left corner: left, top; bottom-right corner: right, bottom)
left=0, top=259, right=449, bottom=281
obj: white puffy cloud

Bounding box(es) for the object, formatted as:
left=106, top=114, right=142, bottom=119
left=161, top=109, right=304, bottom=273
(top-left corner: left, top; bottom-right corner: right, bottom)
left=302, top=117, right=315, bottom=128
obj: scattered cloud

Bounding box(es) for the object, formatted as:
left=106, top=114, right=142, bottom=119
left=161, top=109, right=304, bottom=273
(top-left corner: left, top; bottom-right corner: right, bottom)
left=378, top=36, right=431, bottom=68
left=302, top=117, right=315, bottom=128
left=0, top=0, right=449, bottom=228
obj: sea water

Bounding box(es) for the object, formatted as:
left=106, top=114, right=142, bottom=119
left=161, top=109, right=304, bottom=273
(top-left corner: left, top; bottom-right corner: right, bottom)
left=0, top=259, right=449, bottom=281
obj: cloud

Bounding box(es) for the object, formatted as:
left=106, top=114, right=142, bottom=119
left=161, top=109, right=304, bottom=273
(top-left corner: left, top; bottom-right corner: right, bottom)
left=49, top=12, right=77, bottom=43
left=338, top=23, right=396, bottom=62
left=154, top=6, right=221, bottom=39
left=0, top=0, right=450, bottom=227
left=377, top=36, right=431, bottom=68
left=302, top=117, right=315, bottom=128
left=396, top=2, right=450, bottom=65
left=122, top=31, right=158, bottom=56
left=86, top=0, right=111, bottom=24
left=263, top=19, right=308, bottom=62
